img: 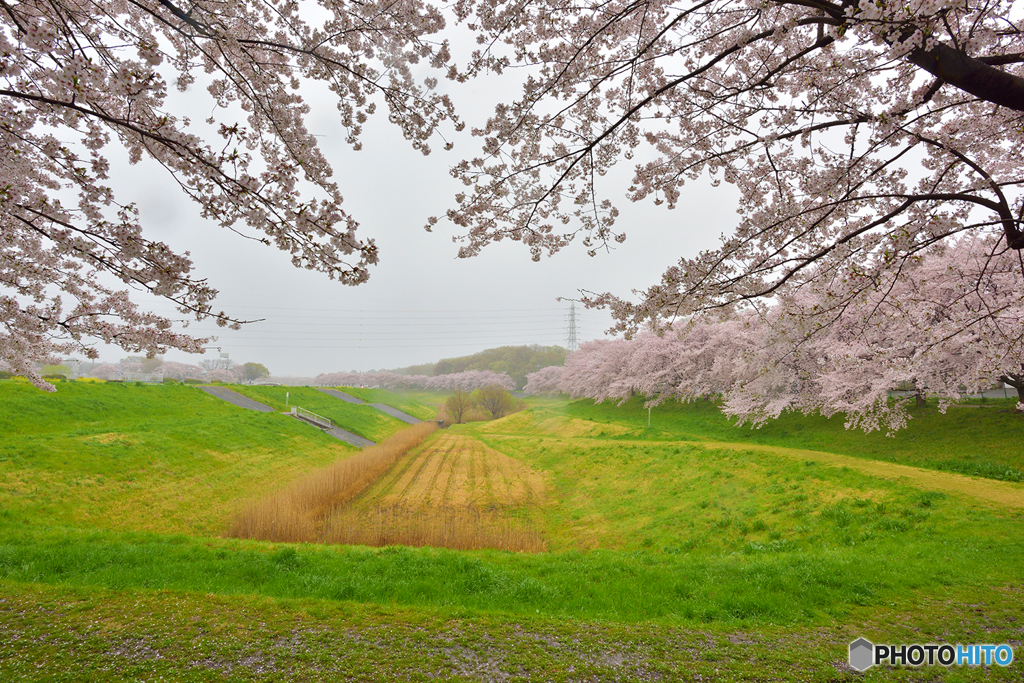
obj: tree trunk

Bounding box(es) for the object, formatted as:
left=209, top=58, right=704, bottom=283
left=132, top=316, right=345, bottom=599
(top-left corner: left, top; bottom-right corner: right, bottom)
left=1000, top=374, right=1024, bottom=402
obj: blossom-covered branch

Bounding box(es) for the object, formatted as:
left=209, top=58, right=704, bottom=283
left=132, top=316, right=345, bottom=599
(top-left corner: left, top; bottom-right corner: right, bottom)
left=445, top=0, right=1024, bottom=342
left=1, top=0, right=458, bottom=389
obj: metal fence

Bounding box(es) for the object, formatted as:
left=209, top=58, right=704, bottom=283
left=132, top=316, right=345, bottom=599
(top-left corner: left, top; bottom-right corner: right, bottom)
left=293, top=406, right=333, bottom=429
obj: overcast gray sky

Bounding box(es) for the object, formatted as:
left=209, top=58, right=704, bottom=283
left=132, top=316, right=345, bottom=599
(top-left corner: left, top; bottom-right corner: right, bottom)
left=93, top=39, right=741, bottom=378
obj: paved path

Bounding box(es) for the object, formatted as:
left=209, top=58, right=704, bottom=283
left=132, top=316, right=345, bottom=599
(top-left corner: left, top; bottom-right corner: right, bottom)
left=316, top=387, right=364, bottom=404
left=292, top=415, right=375, bottom=448
left=198, top=386, right=274, bottom=412
left=367, top=403, right=421, bottom=424
left=316, top=387, right=422, bottom=424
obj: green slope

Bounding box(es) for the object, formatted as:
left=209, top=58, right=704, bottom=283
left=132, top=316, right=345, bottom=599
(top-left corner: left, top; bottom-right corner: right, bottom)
left=229, top=385, right=407, bottom=441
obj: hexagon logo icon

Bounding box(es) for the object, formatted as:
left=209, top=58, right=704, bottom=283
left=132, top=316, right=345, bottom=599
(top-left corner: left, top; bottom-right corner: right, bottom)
left=849, top=638, right=874, bottom=671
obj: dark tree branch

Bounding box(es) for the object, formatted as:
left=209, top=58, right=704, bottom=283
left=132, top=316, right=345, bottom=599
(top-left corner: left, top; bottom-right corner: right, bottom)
left=906, top=40, right=1024, bottom=112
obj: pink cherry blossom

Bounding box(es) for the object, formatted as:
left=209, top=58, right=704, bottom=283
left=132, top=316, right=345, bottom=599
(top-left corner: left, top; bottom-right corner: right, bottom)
left=527, top=236, right=1023, bottom=433
left=2, top=0, right=458, bottom=389
left=446, top=0, right=1024, bottom=402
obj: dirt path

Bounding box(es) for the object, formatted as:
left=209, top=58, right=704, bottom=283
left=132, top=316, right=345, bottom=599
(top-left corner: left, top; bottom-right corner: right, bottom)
left=198, top=386, right=274, bottom=412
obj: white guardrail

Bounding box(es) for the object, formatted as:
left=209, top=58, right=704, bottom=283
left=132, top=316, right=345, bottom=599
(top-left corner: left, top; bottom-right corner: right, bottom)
left=291, top=406, right=333, bottom=429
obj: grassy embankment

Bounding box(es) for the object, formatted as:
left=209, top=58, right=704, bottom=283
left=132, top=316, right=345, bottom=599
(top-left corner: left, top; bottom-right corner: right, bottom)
left=1, top=380, right=1022, bottom=680
left=560, top=394, right=1024, bottom=482
left=333, top=386, right=443, bottom=421
left=228, top=385, right=409, bottom=442
left=0, top=380, right=357, bottom=537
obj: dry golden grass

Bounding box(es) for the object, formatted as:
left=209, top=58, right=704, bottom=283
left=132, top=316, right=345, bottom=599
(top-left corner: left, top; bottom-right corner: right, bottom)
left=227, top=421, right=437, bottom=542
left=367, top=433, right=545, bottom=508
left=327, top=433, right=547, bottom=552
left=229, top=426, right=548, bottom=552
left=325, top=504, right=546, bottom=552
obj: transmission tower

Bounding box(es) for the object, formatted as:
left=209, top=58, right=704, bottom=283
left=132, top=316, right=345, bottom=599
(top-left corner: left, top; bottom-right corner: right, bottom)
left=565, top=303, right=579, bottom=352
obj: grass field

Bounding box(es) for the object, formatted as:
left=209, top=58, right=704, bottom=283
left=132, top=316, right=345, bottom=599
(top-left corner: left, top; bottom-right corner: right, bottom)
left=1, top=380, right=1022, bottom=681
left=0, top=380, right=355, bottom=537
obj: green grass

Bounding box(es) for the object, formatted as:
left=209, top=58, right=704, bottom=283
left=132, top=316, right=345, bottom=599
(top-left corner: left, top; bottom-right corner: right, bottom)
left=1, top=381, right=1022, bottom=680
left=228, top=385, right=407, bottom=442
left=556, top=395, right=1024, bottom=482
left=0, top=380, right=353, bottom=536
left=466, top=434, right=1011, bottom=556
left=1, top=509, right=1020, bottom=625
left=333, top=386, right=442, bottom=421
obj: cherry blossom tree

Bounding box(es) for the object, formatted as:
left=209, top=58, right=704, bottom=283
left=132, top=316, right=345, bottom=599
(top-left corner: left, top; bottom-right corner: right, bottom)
left=528, top=235, right=1023, bottom=432
left=427, top=368, right=516, bottom=391
left=551, top=338, right=636, bottom=403
left=88, top=362, right=120, bottom=378
left=445, top=0, right=1024, bottom=375
left=2, top=0, right=458, bottom=389
left=721, top=234, right=1024, bottom=431
left=523, top=364, right=565, bottom=395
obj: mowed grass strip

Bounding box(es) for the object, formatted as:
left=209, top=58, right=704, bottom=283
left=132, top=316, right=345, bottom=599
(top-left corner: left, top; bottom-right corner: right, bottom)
left=367, top=433, right=543, bottom=508
left=326, top=433, right=547, bottom=552
left=229, top=385, right=408, bottom=441
left=228, top=422, right=438, bottom=542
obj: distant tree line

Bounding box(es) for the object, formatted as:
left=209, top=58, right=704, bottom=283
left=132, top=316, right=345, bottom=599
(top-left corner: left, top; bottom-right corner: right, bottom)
left=389, top=345, right=566, bottom=389
left=314, top=369, right=516, bottom=393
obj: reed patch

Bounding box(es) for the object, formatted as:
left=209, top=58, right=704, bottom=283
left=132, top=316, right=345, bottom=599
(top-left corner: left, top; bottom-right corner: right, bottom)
left=227, top=421, right=438, bottom=543
left=228, top=429, right=547, bottom=552
left=326, top=433, right=547, bottom=552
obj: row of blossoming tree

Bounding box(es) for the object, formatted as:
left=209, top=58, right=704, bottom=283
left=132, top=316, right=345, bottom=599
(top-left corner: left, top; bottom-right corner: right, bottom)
left=526, top=236, right=1023, bottom=434
left=314, top=369, right=516, bottom=392
left=82, top=359, right=269, bottom=383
